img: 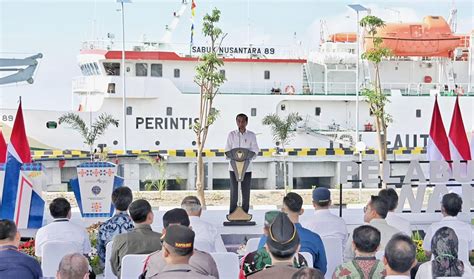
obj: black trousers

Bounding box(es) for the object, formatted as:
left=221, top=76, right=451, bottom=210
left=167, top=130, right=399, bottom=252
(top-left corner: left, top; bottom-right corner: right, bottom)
left=229, top=171, right=251, bottom=214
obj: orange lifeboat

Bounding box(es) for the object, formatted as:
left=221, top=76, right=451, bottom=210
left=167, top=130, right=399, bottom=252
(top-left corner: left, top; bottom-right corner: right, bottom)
left=328, top=33, right=357, bottom=43
left=364, top=16, right=462, bottom=57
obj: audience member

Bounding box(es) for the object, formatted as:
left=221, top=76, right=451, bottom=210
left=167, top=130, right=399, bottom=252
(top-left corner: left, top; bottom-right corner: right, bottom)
left=383, top=234, right=416, bottom=279
left=302, top=187, right=348, bottom=253
left=422, top=193, right=473, bottom=257
left=415, top=227, right=473, bottom=278
left=110, top=199, right=162, bottom=277
left=291, top=267, right=324, bottom=279
left=240, top=211, right=308, bottom=278
left=97, top=186, right=134, bottom=265
left=249, top=212, right=301, bottom=278
left=333, top=225, right=385, bottom=278
left=57, top=253, right=90, bottom=279
left=143, top=208, right=219, bottom=278
left=258, top=192, right=327, bottom=274
left=0, top=219, right=42, bottom=279
left=35, top=198, right=91, bottom=257
left=151, top=225, right=215, bottom=278
left=345, top=195, right=400, bottom=260
left=378, top=188, right=411, bottom=235
left=181, top=196, right=226, bottom=252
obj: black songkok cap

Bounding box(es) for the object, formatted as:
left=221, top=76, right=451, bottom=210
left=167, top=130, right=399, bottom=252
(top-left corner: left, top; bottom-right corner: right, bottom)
left=266, top=212, right=299, bottom=251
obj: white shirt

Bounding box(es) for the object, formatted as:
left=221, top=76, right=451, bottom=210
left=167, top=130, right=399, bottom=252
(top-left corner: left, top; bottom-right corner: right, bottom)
left=225, top=129, right=259, bottom=172
left=345, top=218, right=401, bottom=260
left=302, top=209, right=348, bottom=253
left=386, top=212, right=411, bottom=236
left=189, top=216, right=227, bottom=253
left=35, top=218, right=91, bottom=257
left=422, top=216, right=473, bottom=251
left=415, top=260, right=473, bottom=279
left=385, top=276, right=410, bottom=279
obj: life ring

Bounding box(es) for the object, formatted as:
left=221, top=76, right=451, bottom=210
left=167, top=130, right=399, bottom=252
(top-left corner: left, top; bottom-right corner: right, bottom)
left=285, top=85, right=295, bottom=94
left=456, top=87, right=465, bottom=96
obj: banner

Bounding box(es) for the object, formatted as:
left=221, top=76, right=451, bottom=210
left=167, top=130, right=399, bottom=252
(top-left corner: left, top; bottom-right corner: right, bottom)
left=71, top=162, right=123, bottom=218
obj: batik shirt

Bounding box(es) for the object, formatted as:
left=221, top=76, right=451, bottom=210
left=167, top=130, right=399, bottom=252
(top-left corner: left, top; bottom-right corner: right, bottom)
left=97, top=212, right=134, bottom=264
left=239, top=248, right=308, bottom=279
left=332, top=257, right=386, bottom=279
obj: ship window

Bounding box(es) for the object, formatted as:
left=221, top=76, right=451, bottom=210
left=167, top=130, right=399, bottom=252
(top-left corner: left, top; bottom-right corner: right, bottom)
left=220, top=69, right=226, bottom=79
left=174, top=68, right=180, bottom=78
left=151, top=64, right=163, bottom=77
left=93, top=63, right=100, bottom=75
left=281, top=104, right=286, bottom=111
left=113, top=140, right=118, bottom=145
left=136, top=63, right=148, bottom=76
left=107, top=83, right=116, bottom=94
left=126, top=106, right=133, bottom=115
left=155, top=141, right=160, bottom=146
left=315, top=107, right=321, bottom=116
left=46, top=121, right=57, bottom=129
left=251, top=108, right=257, bottom=117
left=104, top=62, right=120, bottom=76
left=166, top=107, right=172, bottom=116
left=264, top=70, right=270, bottom=80
left=192, top=141, right=196, bottom=146
left=416, top=109, right=421, bottom=118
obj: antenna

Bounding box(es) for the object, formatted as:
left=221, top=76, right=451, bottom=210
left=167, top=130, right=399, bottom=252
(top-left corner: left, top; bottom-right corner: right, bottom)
left=447, top=0, right=457, bottom=32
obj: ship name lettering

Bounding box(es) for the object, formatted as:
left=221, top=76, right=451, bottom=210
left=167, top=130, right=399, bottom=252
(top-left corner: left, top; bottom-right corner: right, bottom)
left=136, top=117, right=199, bottom=130
left=192, top=46, right=275, bottom=55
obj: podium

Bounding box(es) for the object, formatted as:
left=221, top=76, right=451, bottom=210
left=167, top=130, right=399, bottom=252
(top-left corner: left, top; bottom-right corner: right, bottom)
left=224, top=148, right=256, bottom=226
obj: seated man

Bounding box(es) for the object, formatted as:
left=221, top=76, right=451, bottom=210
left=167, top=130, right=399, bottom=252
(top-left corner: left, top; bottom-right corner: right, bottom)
left=423, top=193, right=473, bottom=258
left=35, top=198, right=91, bottom=257
left=345, top=195, right=400, bottom=260
left=151, top=225, right=216, bottom=278
left=97, top=186, right=134, bottom=265
left=0, top=219, right=42, bottom=279
left=181, top=196, right=226, bottom=252
left=240, top=211, right=308, bottom=278
left=291, top=268, right=324, bottom=279
left=302, top=187, right=348, bottom=253
left=248, top=212, right=301, bottom=278
left=383, top=234, right=417, bottom=279
left=333, top=225, right=386, bottom=278
left=258, top=193, right=327, bottom=274
left=143, top=208, right=219, bottom=278
left=378, top=188, right=411, bottom=235
left=110, top=199, right=162, bottom=277
left=57, top=253, right=90, bottom=279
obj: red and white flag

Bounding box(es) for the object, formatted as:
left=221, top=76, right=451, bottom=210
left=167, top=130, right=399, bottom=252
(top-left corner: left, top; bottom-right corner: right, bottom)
left=0, top=130, right=6, bottom=163
left=427, top=96, right=451, bottom=161
left=448, top=97, right=471, bottom=161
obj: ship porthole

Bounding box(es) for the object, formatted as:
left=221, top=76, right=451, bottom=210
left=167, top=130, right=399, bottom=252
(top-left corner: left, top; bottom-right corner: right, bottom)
left=155, top=141, right=160, bottom=146
left=113, top=140, right=118, bottom=145
left=192, top=141, right=196, bottom=146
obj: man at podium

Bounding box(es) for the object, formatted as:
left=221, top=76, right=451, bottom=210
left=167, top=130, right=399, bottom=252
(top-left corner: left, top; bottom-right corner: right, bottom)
left=225, top=113, right=259, bottom=214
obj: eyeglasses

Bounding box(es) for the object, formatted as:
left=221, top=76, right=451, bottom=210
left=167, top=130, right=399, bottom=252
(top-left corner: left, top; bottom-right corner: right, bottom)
left=363, top=206, right=368, bottom=213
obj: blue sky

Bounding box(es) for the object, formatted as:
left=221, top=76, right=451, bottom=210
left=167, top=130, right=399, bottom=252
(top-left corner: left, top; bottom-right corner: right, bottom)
left=0, top=0, right=472, bottom=110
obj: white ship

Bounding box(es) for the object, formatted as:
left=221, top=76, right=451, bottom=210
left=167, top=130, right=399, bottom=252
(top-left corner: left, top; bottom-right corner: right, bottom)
left=1, top=2, right=473, bottom=153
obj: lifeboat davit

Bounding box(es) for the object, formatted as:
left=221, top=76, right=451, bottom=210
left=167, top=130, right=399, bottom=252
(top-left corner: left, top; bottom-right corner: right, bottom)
left=364, top=16, right=462, bottom=57
left=328, top=33, right=357, bottom=43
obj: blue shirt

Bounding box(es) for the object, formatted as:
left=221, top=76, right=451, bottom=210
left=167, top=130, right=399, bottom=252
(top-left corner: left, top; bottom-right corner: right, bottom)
left=0, top=245, right=42, bottom=279
left=258, top=223, right=327, bottom=274
left=97, top=212, right=134, bottom=264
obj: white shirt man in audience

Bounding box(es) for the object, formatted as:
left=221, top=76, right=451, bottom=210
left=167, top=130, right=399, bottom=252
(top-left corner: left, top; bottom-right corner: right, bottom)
left=422, top=193, right=473, bottom=255
left=383, top=234, right=417, bottom=279
left=345, top=195, right=400, bottom=260
left=302, top=187, right=348, bottom=253
left=35, top=198, right=91, bottom=257
left=180, top=196, right=226, bottom=253
left=378, top=188, right=411, bottom=236
left=57, top=253, right=90, bottom=279
left=143, top=208, right=219, bottom=278
left=152, top=225, right=215, bottom=278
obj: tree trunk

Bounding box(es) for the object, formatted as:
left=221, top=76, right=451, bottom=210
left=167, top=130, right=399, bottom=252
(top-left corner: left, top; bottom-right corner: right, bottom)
left=196, top=149, right=206, bottom=207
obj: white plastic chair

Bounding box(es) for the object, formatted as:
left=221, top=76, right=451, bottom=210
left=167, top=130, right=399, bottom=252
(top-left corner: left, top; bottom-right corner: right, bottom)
left=375, top=250, right=384, bottom=260
left=321, top=237, right=343, bottom=278
left=41, top=241, right=78, bottom=277
left=104, top=241, right=117, bottom=279
left=120, top=254, right=149, bottom=279
left=245, top=237, right=261, bottom=254
left=211, top=252, right=240, bottom=279
left=300, top=252, right=313, bottom=268
left=194, top=239, right=214, bottom=253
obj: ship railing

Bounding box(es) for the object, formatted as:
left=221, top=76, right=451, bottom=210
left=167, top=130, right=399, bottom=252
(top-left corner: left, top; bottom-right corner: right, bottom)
left=176, top=80, right=304, bottom=95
